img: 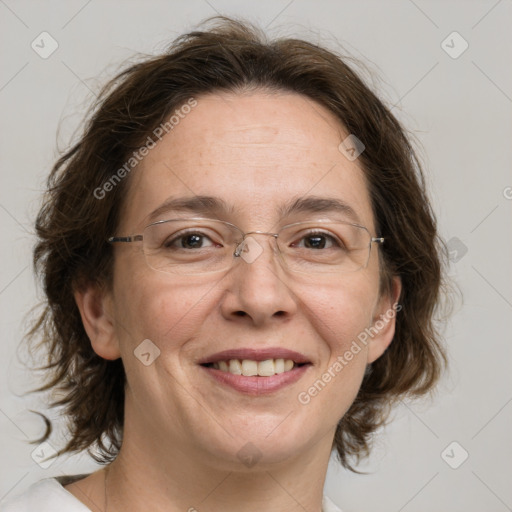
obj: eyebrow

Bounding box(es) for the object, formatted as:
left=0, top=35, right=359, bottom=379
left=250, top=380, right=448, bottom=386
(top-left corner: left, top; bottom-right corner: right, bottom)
left=279, top=196, right=360, bottom=223
left=147, top=195, right=235, bottom=223
left=147, top=194, right=360, bottom=224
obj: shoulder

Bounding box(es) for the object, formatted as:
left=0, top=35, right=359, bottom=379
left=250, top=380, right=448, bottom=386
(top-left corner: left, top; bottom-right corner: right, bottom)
left=0, top=478, right=91, bottom=512
left=323, top=494, right=344, bottom=512
left=1, top=479, right=342, bottom=512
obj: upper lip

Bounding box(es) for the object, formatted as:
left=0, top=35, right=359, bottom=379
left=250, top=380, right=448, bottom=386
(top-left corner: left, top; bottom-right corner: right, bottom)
left=198, top=348, right=311, bottom=365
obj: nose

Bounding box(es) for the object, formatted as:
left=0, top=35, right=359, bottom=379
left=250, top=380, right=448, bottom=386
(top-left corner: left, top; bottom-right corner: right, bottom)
left=220, top=234, right=298, bottom=326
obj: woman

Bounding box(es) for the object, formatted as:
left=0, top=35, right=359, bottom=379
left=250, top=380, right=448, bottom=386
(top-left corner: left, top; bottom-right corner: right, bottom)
left=1, top=17, right=447, bottom=512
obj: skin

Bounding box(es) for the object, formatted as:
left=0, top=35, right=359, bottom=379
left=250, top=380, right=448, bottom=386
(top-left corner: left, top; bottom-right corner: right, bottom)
left=69, top=90, right=400, bottom=512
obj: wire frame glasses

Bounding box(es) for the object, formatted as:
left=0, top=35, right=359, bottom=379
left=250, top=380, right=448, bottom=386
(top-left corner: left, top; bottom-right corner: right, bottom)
left=108, top=217, right=384, bottom=275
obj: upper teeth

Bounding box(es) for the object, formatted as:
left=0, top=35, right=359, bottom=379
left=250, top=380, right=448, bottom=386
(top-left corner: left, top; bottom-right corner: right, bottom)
left=212, top=359, right=295, bottom=376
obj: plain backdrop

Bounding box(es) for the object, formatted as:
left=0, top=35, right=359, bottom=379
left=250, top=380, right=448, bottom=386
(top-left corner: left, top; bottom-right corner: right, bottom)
left=1, top=1, right=511, bottom=511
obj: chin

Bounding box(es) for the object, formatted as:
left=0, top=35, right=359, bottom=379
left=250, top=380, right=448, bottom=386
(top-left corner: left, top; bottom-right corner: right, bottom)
left=196, top=418, right=316, bottom=471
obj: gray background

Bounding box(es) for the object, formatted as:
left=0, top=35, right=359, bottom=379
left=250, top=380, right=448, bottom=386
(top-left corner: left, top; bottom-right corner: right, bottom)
left=1, top=1, right=511, bottom=511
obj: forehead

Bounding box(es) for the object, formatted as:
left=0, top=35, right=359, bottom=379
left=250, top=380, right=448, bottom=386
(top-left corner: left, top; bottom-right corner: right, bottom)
left=120, top=91, right=375, bottom=231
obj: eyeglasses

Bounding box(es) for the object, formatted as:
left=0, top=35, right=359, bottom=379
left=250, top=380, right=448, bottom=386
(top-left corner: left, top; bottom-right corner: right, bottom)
left=107, top=217, right=384, bottom=275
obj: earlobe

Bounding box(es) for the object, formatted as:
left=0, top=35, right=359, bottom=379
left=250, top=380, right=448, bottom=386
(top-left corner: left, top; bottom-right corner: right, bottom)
left=367, top=276, right=402, bottom=364
left=74, top=282, right=121, bottom=361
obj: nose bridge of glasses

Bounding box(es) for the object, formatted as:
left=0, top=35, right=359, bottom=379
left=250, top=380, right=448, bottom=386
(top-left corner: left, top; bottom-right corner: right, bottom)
left=233, top=230, right=280, bottom=260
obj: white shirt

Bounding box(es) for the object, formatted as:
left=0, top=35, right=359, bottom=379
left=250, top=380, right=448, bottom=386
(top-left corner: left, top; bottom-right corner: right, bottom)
left=0, top=478, right=343, bottom=511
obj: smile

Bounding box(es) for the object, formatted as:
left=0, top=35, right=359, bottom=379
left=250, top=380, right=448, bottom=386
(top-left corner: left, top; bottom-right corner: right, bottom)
left=203, top=358, right=298, bottom=376
left=198, top=348, right=312, bottom=395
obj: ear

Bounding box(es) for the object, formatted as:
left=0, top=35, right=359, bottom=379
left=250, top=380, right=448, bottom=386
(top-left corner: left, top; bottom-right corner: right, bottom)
left=74, top=282, right=121, bottom=360
left=367, top=276, right=402, bottom=364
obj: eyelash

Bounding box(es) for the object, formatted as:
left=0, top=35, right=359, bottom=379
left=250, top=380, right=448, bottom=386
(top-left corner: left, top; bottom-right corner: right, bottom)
left=164, top=229, right=344, bottom=250
left=291, top=231, right=345, bottom=250
left=163, top=229, right=220, bottom=249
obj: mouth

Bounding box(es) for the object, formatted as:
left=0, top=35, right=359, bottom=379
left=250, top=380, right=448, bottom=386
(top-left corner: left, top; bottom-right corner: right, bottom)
left=201, top=358, right=306, bottom=376
left=198, top=348, right=312, bottom=395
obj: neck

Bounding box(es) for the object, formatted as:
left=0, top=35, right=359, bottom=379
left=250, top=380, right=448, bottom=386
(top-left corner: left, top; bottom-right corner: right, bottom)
left=105, top=421, right=333, bottom=512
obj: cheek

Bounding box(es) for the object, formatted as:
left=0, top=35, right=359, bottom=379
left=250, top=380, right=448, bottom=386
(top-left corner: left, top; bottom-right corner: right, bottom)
left=111, top=274, right=219, bottom=409
left=294, top=273, right=378, bottom=413
left=301, top=271, right=378, bottom=353
left=111, top=259, right=217, bottom=357
left=296, top=279, right=374, bottom=421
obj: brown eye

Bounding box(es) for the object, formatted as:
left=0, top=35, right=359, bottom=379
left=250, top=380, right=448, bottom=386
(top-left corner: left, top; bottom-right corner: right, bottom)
left=303, top=234, right=328, bottom=249
left=163, top=230, right=216, bottom=250
left=180, top=233, right=207, bottom=249
left=292, top=231, right=345, bottom=250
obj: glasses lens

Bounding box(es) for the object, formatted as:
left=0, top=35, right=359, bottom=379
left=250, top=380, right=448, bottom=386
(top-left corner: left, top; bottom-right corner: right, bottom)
left=139, top=218, right=374, bottom=275
left=142, top=219, right=238, bottom=275
left=278, top=221, right=372, bottom=273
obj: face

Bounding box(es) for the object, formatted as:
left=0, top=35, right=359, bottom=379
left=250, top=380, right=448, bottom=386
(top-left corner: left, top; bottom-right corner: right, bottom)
left=80, top=91, right=399, bottom=470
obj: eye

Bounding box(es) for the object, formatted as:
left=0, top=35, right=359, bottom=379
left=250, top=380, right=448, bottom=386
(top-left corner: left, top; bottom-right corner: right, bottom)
left=163, top=230, right=219, bottom=250
left=292, top=231, right=346, bottom=250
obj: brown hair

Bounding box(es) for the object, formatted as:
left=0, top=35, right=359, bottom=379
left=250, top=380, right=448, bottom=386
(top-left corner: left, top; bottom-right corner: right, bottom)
left=29, top=16, right=448, bottom=470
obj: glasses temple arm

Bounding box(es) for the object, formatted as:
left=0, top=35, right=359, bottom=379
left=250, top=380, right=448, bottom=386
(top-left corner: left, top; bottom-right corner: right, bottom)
left=107, top=235, right=143, bottom=243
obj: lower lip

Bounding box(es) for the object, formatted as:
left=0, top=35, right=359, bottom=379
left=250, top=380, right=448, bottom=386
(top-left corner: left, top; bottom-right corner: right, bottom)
left=200, top=364, right=311, bottom=395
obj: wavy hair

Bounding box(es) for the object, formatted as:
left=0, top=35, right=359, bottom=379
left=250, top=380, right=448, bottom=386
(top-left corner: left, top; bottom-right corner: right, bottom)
left=29, top=16, right=448, bottom=470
